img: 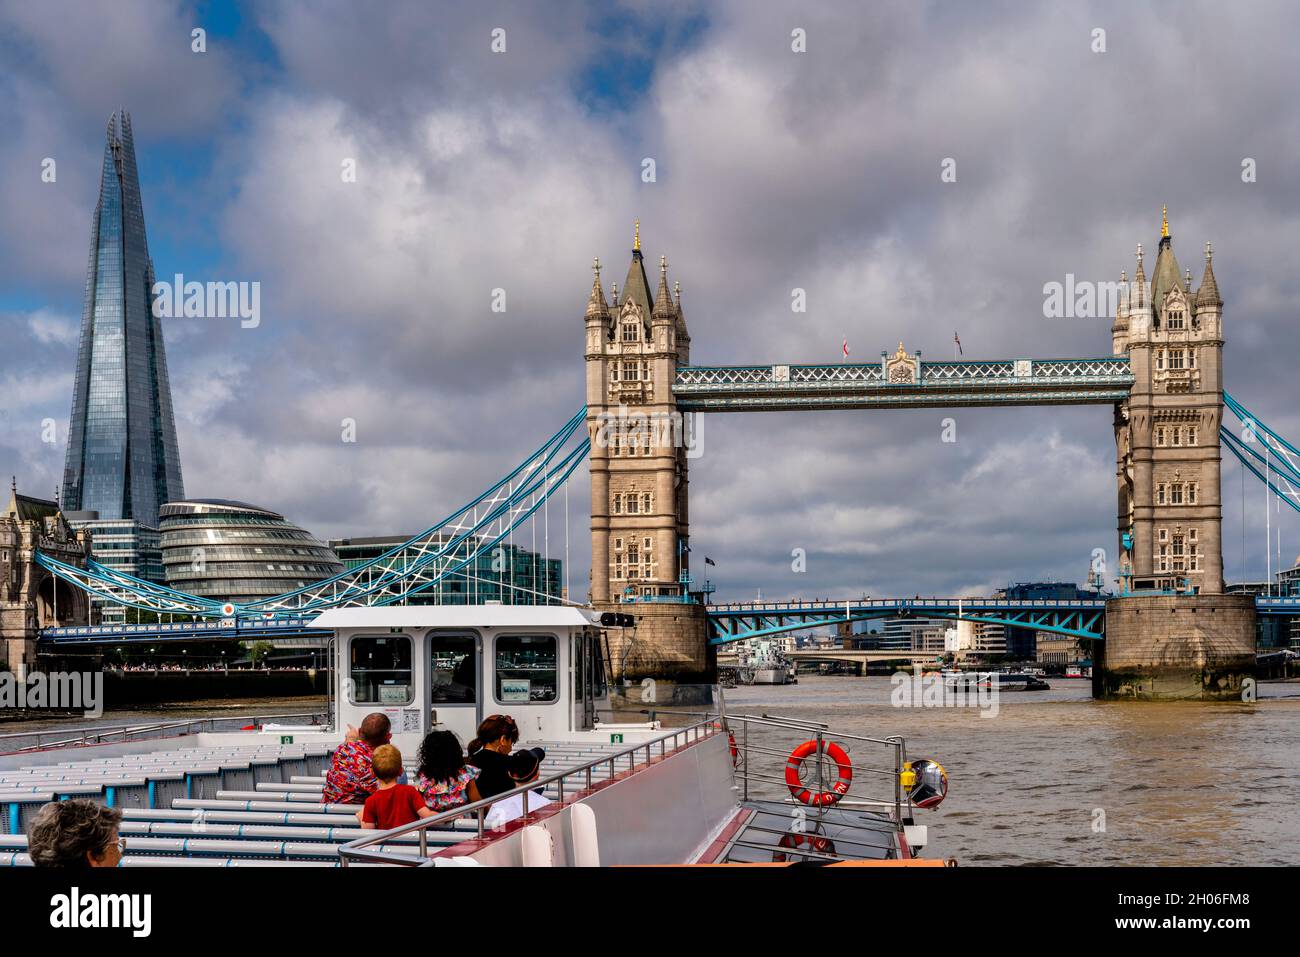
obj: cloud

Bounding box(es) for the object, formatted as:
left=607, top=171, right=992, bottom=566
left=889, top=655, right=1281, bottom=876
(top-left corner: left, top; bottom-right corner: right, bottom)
left=22, top=307, right=77, bottom=345
left=2, top=0, right=1298, bottom=601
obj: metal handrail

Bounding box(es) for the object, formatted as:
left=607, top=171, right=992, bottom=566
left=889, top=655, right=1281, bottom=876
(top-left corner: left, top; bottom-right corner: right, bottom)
left=0, top=712, right=327, bottom=753
left=338, top=716, right=721, bottom=867
left=713, top=712, right=910, bottom=823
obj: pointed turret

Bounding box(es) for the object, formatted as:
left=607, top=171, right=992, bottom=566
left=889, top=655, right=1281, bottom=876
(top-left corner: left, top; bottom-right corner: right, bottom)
left=619, top=219, right=655, bottom=328
left=1134, top=243, right=1146, bottom=306
left=1112, top=267, right=1130, bottom=355
left=674, top=280, right=690, bottom=365
left=653, top=255, right=675, bottom=321
left=1196, top=242, right=1222, bottom=308
left=1127, top=242, right=1152, bottom=339
left=586, top=256, right=609, bottom=320
left=1149, top=207, right=1186, bottom=320
left=584, top=257, right=612, bottom=353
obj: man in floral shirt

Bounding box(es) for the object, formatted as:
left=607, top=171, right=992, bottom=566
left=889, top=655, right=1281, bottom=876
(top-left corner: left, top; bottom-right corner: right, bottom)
left=323, top=713, right=391, bottom=804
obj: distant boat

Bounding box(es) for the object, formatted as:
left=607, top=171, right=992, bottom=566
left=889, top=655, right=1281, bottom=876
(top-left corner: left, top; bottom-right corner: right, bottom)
left=942, top=670, right=1050, bottom=691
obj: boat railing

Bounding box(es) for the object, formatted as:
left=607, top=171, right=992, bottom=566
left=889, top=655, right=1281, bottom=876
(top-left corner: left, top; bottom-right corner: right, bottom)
left=337, top=715, right=722, bottom=867
left=0, top=712, right=328, bottom=754
left=663, top=707, right=910, bottom=822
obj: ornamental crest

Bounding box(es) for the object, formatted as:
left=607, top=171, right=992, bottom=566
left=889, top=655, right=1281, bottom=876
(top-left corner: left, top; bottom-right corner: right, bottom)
left=885, top=342, right=917, bottom=384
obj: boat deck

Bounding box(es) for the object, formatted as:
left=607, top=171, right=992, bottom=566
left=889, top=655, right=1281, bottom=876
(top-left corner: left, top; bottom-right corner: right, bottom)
left=0, top=738, right=634, bottom=867
left=709, top=800, right=903, bottom=864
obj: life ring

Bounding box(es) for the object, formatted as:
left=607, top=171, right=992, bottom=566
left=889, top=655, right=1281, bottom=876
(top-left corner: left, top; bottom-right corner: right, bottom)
left=773, top=832, right=835, bottom=863
left=784, top=740, right=853, bottom=806
left=727, top=732, right=741, bottom=769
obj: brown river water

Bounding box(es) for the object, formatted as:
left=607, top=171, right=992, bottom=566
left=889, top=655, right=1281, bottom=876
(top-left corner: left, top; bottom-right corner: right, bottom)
left=724, top=676, right=1300, bottom=866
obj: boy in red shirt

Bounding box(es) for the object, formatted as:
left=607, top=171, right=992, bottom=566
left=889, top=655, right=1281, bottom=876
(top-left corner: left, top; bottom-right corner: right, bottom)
left=358, top=744, right=435, bottom=830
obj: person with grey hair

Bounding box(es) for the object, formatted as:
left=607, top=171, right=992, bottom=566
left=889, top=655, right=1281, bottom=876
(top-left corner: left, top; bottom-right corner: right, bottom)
left=27, top=799, right=124, bottom=868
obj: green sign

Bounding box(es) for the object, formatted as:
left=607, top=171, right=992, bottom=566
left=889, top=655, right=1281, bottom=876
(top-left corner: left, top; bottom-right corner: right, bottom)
left=280, top=735, right=294, bottom=744
left=609, top=733, right=624, bottom=744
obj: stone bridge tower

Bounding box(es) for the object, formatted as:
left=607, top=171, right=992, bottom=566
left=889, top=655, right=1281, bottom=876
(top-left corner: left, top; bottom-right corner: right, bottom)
left=1103, top=212, right=1255, bottom=700
left=1, top=481, right=96, bottom=678
left=585, top=224, right=710, bottom=682
left=1112, top=209, right=1225, bottom=593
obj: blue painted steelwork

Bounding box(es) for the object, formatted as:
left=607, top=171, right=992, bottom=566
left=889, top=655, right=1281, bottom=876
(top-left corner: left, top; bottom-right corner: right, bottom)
left=36, top=409, right=591, bottom=621
left=674, top=356, right=1133, bottom=411
left=707, top=597, right=1109, bottom=644
left=1255, top=597, right=1300, bottom=616
left=1220, top=392, right=1300, bottom=515
left=40, top=614, right=328, bottom=645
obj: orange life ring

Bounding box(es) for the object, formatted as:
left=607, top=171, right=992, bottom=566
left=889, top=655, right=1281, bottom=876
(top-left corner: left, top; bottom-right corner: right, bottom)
left=728, top=731, right=741, bottom=768
left=773, top=832, right=835, bottom=863
left=784, top=740, right=853, bottom=806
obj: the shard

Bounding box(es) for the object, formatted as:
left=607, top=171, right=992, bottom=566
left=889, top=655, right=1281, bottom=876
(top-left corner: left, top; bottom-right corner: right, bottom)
left=62, top=110, right=184, bottom=526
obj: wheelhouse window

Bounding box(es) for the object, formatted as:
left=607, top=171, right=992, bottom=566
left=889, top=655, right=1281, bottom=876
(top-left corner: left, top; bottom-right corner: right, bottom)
left=495, top=634, right=558, bottom=703
left=350, top=634, right=412, bottom=705
left=430, top=633, right=476, bottom=704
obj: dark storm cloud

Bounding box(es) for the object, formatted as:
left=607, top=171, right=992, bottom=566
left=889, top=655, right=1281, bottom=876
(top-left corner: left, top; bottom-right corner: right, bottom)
left=2, top=0, right=1298, bottom=598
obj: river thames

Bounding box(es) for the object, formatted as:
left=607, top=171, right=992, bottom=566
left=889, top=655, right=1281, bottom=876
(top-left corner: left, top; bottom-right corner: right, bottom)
left=724, top=676, right=1300, bottom=866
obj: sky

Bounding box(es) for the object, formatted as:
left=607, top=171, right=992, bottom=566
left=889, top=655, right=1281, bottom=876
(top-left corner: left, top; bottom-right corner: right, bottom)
left=2, top=0, right=1298, bottom=604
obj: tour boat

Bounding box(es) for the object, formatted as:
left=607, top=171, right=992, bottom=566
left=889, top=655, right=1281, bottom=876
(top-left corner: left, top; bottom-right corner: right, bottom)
left=942, top=670, right=1051, bottom=691
left=0, top=605, right=949, bottom=867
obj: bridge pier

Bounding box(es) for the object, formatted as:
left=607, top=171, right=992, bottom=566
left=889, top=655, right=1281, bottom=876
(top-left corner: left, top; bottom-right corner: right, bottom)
left=1094, top=595, right=1256, bottom=700
left=599, top=602, right=713, bottom=684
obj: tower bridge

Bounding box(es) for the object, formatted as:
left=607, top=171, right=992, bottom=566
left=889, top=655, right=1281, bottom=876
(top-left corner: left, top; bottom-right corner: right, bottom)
left=21, top=214, right=1295, bottom=700
left=584, top=214, right=1256, bottom=698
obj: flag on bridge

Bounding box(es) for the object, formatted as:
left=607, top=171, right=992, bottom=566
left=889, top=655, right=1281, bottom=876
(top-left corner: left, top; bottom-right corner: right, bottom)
left=705, top=556, right=716, bottom=566
left=954, top=332, right=963, bottom=356
left=842, top=337, right=850, bottom=359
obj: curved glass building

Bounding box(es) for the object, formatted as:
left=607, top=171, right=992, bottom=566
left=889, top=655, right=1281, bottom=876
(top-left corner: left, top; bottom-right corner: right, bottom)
left=160, top=500, right=344, bottom=603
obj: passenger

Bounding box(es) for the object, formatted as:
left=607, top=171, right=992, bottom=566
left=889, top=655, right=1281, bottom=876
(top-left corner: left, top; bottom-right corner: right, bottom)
left=27, top=799, right=124, bottom=868
left=357, top=744, right=435, bottom=830
left=484, top=748, right=552, bottom=830
left=466, top=714, right=520, bottom=798
left=323, top=712, right=391, bottom=804
left=413, top=730, right=483, bottom=812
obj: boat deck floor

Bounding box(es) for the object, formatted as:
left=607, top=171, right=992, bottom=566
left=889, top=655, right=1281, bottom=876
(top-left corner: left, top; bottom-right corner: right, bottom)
left=716, top=799, right=902, bottom=864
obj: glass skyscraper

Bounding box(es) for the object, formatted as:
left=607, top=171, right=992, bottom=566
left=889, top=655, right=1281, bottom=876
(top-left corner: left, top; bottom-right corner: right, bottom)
left=62, top=109, right=184, bottom=528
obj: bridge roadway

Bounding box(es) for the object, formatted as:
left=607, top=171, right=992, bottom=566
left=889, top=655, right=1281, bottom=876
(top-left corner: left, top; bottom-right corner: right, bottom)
left=706, top=596, right=1110, bottom=644
left=717, top=648, right=936, bottom=665
left=37, top=595, right=1300, bottom=646
left=707, top=594, right=1300, bottom=644
left=40, top=615, right=328, bottom=645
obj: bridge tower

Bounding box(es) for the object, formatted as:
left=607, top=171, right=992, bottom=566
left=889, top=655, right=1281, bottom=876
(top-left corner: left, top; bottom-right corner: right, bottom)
left=585, top=224, right=710, bottom=681
left=1, top=481, right=96, bottom=678
left=1103, top=212, right=1255, bottom=699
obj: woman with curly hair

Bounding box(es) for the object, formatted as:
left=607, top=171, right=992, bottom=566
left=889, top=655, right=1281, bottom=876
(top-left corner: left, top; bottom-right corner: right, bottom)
left=412, top=730, right=482, bottom=812
left=27, top=799, right=124, bottom=868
